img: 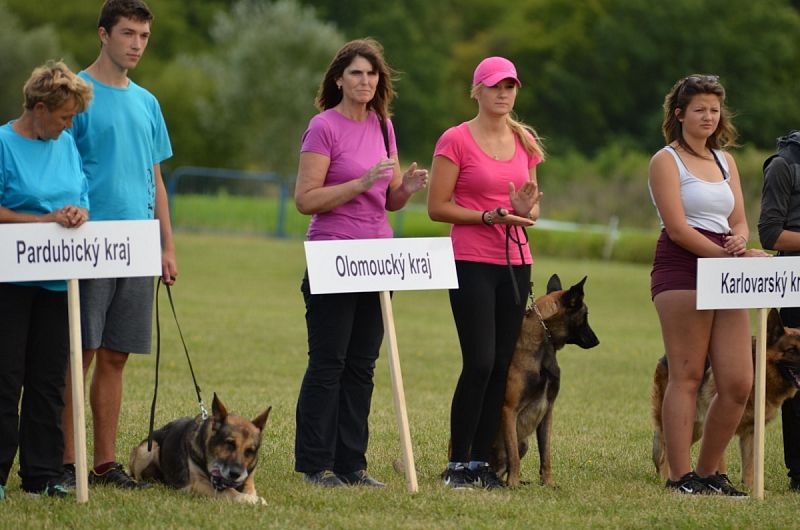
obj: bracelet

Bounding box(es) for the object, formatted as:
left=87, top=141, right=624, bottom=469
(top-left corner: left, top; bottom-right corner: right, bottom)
left=482, top=210, right=494, bottom=225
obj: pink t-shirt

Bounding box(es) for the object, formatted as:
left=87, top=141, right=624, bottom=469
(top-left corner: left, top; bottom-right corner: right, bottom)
left=434, top=122, right=541, bottom=265
left=301, top=109, right=397, bottom=240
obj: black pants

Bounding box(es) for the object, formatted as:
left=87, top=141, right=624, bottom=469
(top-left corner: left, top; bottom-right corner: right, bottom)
left=780, top=306, right=800, bottom=480
left=0, top=283, right=69, bottom=490
left=294, top=273, right=383, bottom=473
left=448, top=261, right=530, bottom=463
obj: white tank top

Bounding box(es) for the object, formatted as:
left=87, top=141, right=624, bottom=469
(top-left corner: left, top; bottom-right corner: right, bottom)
left=650, top=146, right=733, bottom=234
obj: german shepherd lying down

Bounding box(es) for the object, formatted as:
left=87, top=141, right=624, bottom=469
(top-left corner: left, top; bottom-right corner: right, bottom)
left=130, top=393, right=271, bottom=504
left=492, top=274, right=600, bottom=487
left=651, top=308, right=800, bottom=488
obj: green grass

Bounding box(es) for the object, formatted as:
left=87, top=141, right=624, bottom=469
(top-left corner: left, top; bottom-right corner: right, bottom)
left=2, top=233, right=799, bottom=529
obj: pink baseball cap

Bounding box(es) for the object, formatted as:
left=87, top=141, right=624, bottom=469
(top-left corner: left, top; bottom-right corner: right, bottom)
left=472, top=56, right=521, bottom=87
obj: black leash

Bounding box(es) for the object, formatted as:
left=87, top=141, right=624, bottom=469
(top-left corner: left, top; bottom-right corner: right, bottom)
left=505, top=224, right=530, bottom=306
left=147, top=278, right=208, bottom=451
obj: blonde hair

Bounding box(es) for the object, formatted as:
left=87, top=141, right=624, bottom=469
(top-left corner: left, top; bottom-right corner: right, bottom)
left=23, top=60, right=93, bottom=113
left=471, top=84, right=545, bottom=160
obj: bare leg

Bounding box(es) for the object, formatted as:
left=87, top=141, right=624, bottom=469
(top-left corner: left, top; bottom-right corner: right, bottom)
left=654, top=290, right=713, bottom=481
left=62, top=349, right=96, bottom=464
left=695, top=308, right=752, bottom=477
left=90, top=347, right=129, bottom=466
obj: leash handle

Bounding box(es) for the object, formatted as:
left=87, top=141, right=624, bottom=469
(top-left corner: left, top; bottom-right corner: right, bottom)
left=147, top=279, right=207, bottom=451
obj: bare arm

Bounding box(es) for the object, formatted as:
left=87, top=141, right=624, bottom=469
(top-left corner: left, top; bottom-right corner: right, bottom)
left=294, top=152, right=394, bottom=215
left=154, top=163, right=178, bottom=284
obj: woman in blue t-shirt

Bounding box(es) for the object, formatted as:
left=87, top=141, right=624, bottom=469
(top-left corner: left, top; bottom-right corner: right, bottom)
left=0, top=61, right=92, bottom=499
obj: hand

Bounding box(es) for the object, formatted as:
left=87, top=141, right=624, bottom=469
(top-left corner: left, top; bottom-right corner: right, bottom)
left=47, top=205, right=87, bottom=228
left=359, top=159, right=395, bottom=192
left=489, top=207, right=535, bottom=227
left=400, top=162, right=428, bottom=195
left=741, top=248, right=771, bottom=258
left=509, top=180, right=543, bottom=219
left=161, top=247, right=178, bottom=285
left=723, top=233, right=747, bottom=256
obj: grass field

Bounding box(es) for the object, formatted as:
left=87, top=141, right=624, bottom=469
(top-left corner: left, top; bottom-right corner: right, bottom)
left=2, top=233, right=799, bottom=529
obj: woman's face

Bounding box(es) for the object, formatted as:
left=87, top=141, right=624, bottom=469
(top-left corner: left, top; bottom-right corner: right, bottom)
left=677, top=93, right=721, bottom=141
left=475, top=78, right=518, bottom=116
left=33, top=97, right=79, bottom=141
left=337, top=55, right=379, bottom=106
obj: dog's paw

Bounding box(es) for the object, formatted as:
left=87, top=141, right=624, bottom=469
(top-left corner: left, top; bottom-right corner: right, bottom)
left=237, top=493, right=267, bottom=506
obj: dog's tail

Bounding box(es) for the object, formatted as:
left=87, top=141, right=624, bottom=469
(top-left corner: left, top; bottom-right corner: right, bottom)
left=651, top=355, right=668, bottom=479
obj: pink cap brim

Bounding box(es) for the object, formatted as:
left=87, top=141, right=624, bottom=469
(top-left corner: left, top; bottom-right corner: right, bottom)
left=480, top=72, right=522, bottom=88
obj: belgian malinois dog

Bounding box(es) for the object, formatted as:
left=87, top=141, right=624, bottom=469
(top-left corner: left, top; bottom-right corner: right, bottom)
left=651, top=308, right=800, bottom=488
left=129, top=393, right=271, bottom=504
left=492, top=274, right=600, bottom=487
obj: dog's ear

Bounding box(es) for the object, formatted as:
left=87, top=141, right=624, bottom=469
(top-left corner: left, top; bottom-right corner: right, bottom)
left=212, top=393, right=228, bottom=423
left=767, top=308, right=785, bottom=347
left=252, top=406, right=272, bottom=431
left=562, top=276, right=587, bottom=308
left=546, top=274, right=562, bottom=294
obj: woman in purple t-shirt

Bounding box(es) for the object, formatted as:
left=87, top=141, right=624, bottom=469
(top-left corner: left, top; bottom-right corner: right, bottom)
left=428, top=56, right=544, bottom=489
left=293, top=38, right=427, bottom=488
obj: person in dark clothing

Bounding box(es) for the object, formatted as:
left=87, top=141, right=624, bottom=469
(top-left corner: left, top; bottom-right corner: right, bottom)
left=758, top=130, right=800, bottom=491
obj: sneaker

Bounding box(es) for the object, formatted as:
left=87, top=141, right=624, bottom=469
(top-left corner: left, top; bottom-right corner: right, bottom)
left=24, top=482, right=69, bottom=498
left=699, top=472, right=748, bottom=497
left=62, top=464, right=76, bottom=489
left=665, top=471, right=708, bottom=494
left=337, top=469, right=385, bottom=487
left=443, top=463, right=473, bottom=489
left=89, top=462, right=150, bottom=489
left=470, top=462, right=506, bottom=490
left=303, top=470, right=345, bottom=487
left=790, top=477, right=800, bottom=492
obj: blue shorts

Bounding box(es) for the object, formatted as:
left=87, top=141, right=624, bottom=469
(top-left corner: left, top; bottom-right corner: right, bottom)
left=79, top=277, right=154, bottom=354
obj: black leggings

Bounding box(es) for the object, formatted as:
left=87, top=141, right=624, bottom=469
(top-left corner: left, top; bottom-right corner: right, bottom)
left=780, top=306, right=800, bottom=479
left=448, top=260, right=530, bottom=463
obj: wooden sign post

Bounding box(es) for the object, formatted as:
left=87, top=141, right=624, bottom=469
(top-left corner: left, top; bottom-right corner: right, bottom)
left=304, top=237, right=458, bottom=493
left=0, top=220, right=161, bottom=503
left=697, top=255, right=800, bottom=500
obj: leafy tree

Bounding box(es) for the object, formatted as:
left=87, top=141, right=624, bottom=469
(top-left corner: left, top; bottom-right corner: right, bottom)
left=468, top=0, right=800, bottom=153
left=192, top=0, right=344, bottom=176
left=0, top=4, right=63, bottom=122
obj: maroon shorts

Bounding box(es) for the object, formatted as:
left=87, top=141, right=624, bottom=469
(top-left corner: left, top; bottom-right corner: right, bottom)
left=650, top=228, right=725, bottom=300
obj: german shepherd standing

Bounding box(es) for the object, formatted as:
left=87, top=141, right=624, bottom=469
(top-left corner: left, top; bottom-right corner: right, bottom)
left=492, top=274, right=600, bottom=487
left=651, top=308, right=800, bottom=488
left=130, top=393, right=271, bottom=504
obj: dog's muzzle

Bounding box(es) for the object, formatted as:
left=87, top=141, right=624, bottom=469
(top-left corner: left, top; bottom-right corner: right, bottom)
left=777, top=362, right=800, bottom=389
left=210, top=465, right=247, bottom=491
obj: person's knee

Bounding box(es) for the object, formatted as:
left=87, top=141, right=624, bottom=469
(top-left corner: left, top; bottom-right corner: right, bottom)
left=95, top=348, right=129, bottom=373
left=718, top=376, right=752, bottom=407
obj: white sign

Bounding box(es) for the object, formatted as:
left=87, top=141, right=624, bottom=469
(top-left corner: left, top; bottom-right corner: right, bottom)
left=696, top=256, right=800, bottom=309
left=304, top=237, right=458, bottom=294
left=0, top=220, right=161, bottom=282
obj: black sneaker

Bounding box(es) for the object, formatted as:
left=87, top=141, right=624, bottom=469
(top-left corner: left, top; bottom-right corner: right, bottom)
left=790, top=477, right=800, bottom=492
left=24, top=482, right=69, bottom=498
left=62, top=464, right=76, bottom=489
left=443, top=464, right=473, bottom=489
left=699, top=472, right=748, bottom=497
left=470, top=463, right=506, bottom=490
left=303, top=470, right=345, bottom=487
left=337, top=470, right=385, bottom=487
left=665, top=471, right=708, bottom=494
left=89, top=463, right=150, bottom=489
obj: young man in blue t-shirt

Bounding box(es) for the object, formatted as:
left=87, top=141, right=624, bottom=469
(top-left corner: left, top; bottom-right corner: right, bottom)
left=62, top=0, right=177, bottom=489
